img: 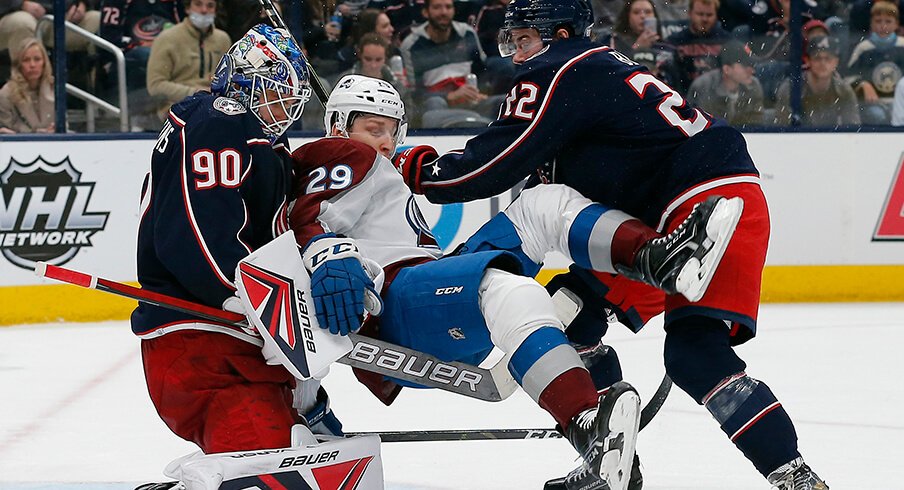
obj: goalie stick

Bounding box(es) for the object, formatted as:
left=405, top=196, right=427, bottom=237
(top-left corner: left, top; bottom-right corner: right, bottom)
left=34, top=262, right=517, bottom=402
left=346, top=375, right=671, bottom=442
left=257, top=0, right=329, bottom=107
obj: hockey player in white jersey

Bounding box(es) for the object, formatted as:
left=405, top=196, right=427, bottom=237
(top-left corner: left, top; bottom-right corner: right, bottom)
left=288, top=75, right=743, bottom=489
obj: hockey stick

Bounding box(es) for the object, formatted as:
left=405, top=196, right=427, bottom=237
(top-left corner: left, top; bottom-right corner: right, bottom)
left=346, top=375, right=672, bottom=442
left=34, top=262, right=517, bottom=402
left=258, top=0, right=329, bottom=107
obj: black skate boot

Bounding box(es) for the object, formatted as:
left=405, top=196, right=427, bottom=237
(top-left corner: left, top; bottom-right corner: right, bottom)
left=767, top=457, right=829, bottom=490
left=615, top=195, right=743, bottom=302
left=545, top=452, right=644, bottom=490
left=563, top=381, right=641, bottom=490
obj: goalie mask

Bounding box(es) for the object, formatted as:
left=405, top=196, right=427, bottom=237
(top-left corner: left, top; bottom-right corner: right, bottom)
left=211, top=24, right=312, bottom=139
left=323, top=75, right=408, bottom=152
left=498, top=0, right=593, bottom=57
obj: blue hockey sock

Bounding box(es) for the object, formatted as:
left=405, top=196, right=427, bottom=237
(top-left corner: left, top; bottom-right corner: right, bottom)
left=705, top=374, right=801, bottom=476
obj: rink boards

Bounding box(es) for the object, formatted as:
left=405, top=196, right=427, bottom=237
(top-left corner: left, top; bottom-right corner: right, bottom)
left=1, top=132, right=902, bottom=325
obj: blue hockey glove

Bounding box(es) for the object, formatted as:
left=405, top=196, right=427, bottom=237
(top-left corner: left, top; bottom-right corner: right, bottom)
left=393, top=145, right=437, bottom=194
left=302, top=234, right=381, bottom=336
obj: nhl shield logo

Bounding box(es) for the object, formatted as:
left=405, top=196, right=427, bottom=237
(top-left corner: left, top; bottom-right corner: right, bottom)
left=0, top=156, right=109, bottom=270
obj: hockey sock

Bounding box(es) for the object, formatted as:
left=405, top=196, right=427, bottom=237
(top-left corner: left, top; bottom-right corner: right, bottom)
left=567, top=204, right=658, bottom=272
left=507, top=327, right=599, bottom=429
left=704, top=374, right=801, bottom=477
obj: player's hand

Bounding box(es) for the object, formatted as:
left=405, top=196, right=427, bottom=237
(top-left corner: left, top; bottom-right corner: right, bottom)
left=393, top=145, right=437, bottom=194
left=302, top=234, right=380, bottom=336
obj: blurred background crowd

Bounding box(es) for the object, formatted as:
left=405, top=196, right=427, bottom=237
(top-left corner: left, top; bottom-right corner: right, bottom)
left=2, top=0, right=904, bottom=133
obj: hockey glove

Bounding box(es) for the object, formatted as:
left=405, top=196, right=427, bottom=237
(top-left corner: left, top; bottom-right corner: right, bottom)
left=302, top=234, right=382, bottom=336
left=393, top=145, right=438, bottom=194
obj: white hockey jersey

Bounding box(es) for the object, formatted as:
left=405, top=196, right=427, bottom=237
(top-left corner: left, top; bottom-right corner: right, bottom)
left=289, top=137, right=442, bottom=272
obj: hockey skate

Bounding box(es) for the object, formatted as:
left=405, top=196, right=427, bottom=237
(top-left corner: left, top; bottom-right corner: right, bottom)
left=615, top=195, right=744, bottom=302
left=767, top=457, right=829, bottom=490
left=544, top=454, right=643, bottom=490
left=563, top=381, right=641, bottom=490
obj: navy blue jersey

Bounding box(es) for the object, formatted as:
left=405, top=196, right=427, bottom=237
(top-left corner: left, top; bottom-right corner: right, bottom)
left=419, top=39, right=758, bottom=225
left=131, top=93, right=293, bottom=339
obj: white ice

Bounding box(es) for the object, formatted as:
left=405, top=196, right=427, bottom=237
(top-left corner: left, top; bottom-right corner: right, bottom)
left=1, top=303, right=902, bottom=489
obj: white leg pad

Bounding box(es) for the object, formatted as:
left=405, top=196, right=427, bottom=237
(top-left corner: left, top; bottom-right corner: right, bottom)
left=164, top=425, right=383, bottom=490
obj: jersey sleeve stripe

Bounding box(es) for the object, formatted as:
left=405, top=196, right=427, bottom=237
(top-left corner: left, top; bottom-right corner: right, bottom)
left=179, top=126, right=237, bottom=290
left=248, top=138, right=270, bottom=146
left=422, top=46, right=611, bottom=189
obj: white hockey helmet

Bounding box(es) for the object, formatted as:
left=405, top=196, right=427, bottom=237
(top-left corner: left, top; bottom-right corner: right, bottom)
left=324, top=75, right=407, bottom=150
left=211, top=24, right=312, bottom=139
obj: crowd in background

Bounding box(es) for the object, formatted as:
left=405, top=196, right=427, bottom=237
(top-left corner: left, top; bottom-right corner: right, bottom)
left=3, top=0, right=904, bottom=132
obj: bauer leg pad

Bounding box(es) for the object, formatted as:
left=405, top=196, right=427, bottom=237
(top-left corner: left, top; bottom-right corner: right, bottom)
left=164, top=425, right=383, bottom=490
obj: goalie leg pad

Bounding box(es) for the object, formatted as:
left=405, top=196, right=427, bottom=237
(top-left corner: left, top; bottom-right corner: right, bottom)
left=164, top=428, right=383, bottom=490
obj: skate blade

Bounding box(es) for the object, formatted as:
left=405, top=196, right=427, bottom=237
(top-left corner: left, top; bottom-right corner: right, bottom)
left=675, top=197, right=744, bottom=302
left=598, top=389, right=641, bottom=490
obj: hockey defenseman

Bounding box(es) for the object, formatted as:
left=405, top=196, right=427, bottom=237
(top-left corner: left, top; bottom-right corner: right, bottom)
left=392, top=0, right=830, bottom=488
left=132, top=25, right=383, bottom=489
left=287, top=75, right=740, bottom=490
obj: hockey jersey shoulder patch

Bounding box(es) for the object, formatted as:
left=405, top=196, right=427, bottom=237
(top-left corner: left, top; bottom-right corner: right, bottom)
left=213, top=96, right=247, bottom=115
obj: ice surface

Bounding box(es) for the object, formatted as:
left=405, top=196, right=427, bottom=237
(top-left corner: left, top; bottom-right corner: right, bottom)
left=2, top=303, right=902, bottom=489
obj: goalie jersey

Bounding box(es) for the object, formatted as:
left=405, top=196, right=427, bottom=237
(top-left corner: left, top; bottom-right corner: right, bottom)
left=131, top=93, right=293, bottom=342
left=417, top=38, right=759, bottom=226
left=289, top=137, right=442, bottom=276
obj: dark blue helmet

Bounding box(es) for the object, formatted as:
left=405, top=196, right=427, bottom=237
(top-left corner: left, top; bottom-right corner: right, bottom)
left=502, top=0, right=593, bottom=44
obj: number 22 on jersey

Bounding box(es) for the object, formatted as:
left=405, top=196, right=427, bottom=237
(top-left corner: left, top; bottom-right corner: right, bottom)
left=625, top=72, right=709, bottom=137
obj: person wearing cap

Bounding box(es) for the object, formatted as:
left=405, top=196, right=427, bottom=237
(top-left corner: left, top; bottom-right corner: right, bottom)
left=687, top=40, right=765, bottom=127
left=774, top=35, right=860, bottom=126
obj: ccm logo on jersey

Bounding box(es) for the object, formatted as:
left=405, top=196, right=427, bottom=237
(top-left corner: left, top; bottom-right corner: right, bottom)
left=348, top=341, right=484, bottom=392
left=435, top=286, right=463, bottom=295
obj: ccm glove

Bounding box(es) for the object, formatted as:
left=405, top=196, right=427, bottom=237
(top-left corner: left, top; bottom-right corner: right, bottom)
left=302, top=234, right=382, bottom=336
left=393, top=145, right=438, bottom=194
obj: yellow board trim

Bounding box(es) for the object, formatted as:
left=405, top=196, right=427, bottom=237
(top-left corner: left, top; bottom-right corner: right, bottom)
left=2, top=265, right=903, bottom=326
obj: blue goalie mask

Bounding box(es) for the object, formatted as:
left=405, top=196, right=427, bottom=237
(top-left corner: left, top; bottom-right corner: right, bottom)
left=498, top=0, right=593, bottom=57
left=211, top=24, right=312, bottom=139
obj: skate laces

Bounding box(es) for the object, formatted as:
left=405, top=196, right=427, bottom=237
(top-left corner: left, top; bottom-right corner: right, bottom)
left=565, top=461, right=595, bottom=484
left=653, top=200, right=702, bottom=247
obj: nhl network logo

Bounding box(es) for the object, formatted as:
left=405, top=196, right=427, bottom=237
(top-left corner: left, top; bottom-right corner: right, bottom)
left=0, top=156, right=109, bottom=270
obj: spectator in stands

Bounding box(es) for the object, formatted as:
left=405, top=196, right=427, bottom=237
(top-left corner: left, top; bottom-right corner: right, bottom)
left=687, top=40, right=765, bottom=126
left=847, top=0, right=904, bottom=123
left=98, top=0, right=184, bottom=97
left=668, top=0, right=732, bottom=92
left=475, top=0, right=515, bottom=93
left=605, top=0, right=670, bottom=59
left=145, top=0, right=230, bottom=124
left=0, top=37, right=54, bottom=133
left=314, top=8, right=398, bottom=82
left=400, top=0, right=500, bottom=126
left=775, top=35, right=860, bottom=126
left=849, top=0, right=904, bottom=39
left=892, top=76, right=904, bottom=124
left=1, top=0, right=99, bottom=91
left=368, top=0, right=425, bottom=40
left=337, top=32, right=409, bottom=97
